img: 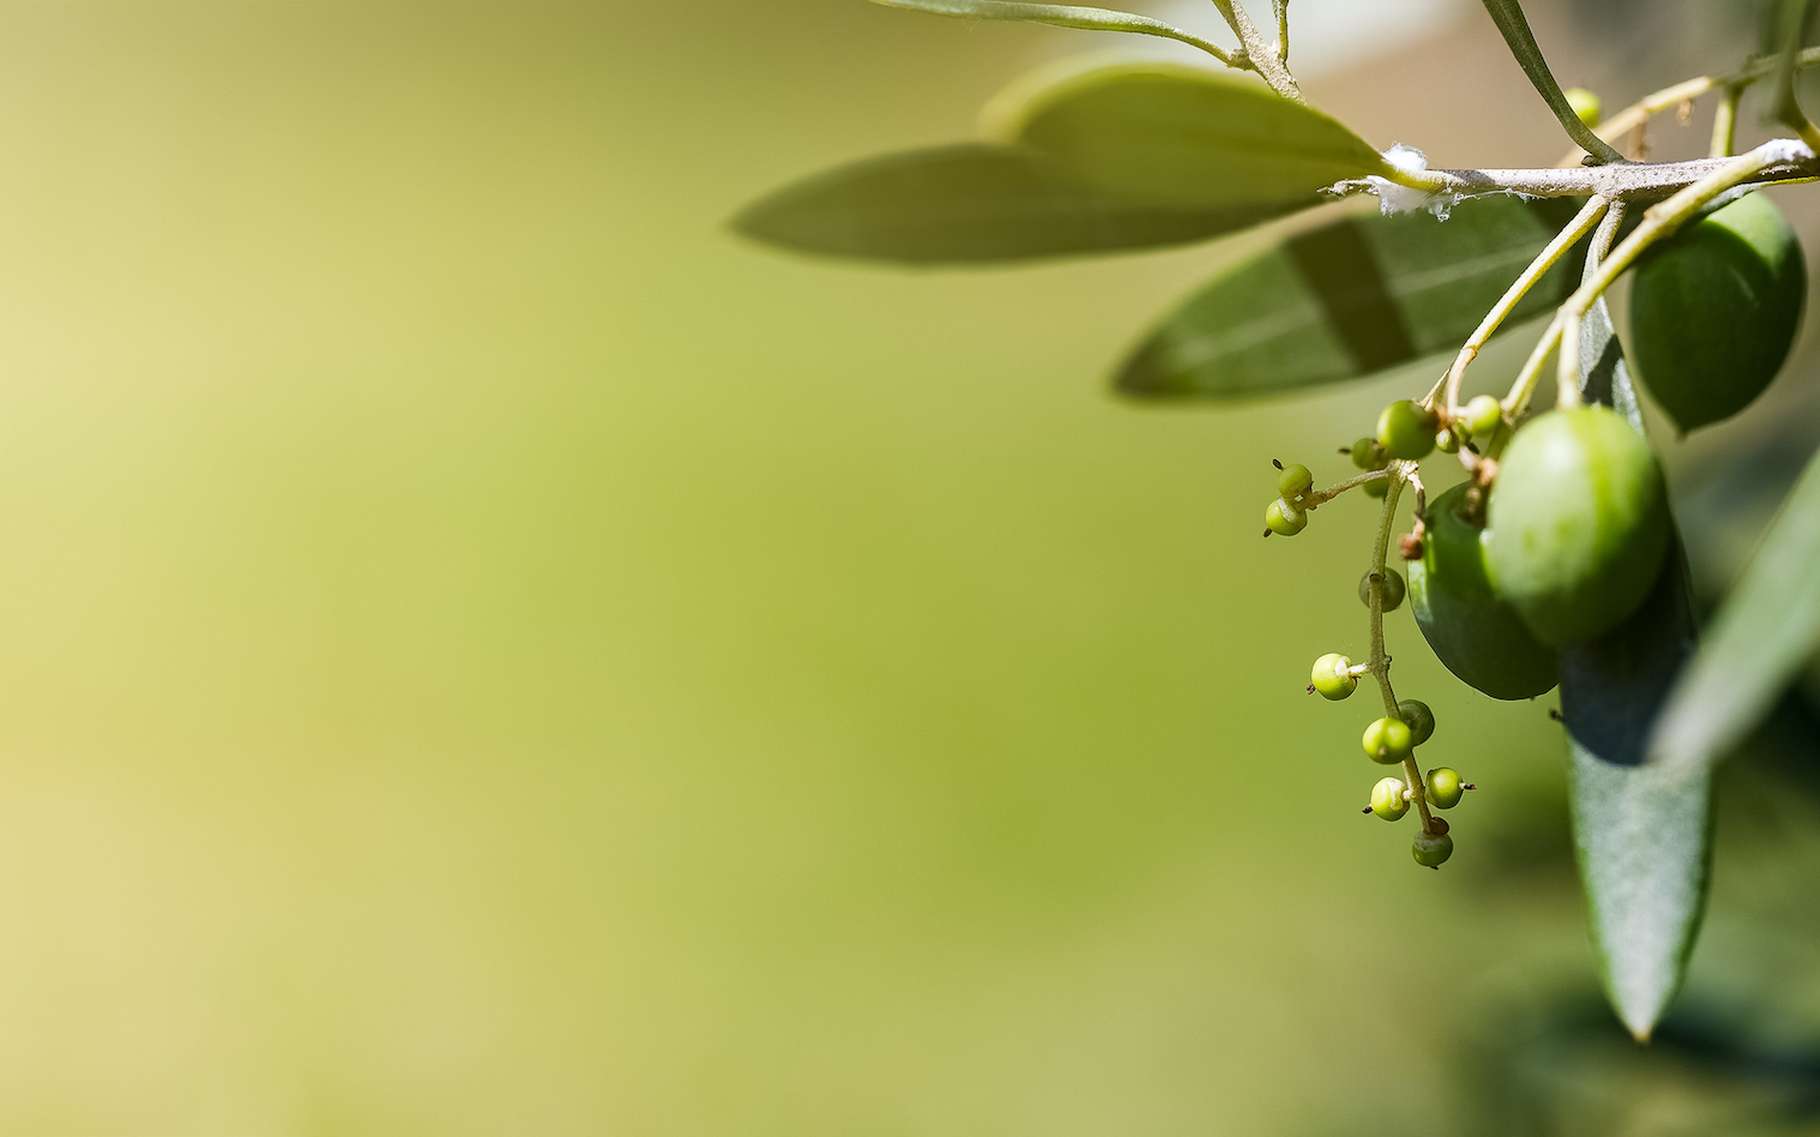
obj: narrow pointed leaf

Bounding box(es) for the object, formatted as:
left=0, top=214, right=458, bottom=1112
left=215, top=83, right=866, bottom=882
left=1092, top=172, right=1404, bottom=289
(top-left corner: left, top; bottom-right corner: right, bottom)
left=986, top=61, right=1388, bottom=211
left=1561, top=255, right=1710, bottom=1042
left=1770, top=0, right=1819, bottom=129
left=867, top=0, right=1236, bottom=63
left=1478, top=0, right=1626, bottom=163
left=1116, top=197, right=1584, bottom=400
left=731, top=145, right=1291, bottom=266
left=1650, top=450, right=1820, bottom=774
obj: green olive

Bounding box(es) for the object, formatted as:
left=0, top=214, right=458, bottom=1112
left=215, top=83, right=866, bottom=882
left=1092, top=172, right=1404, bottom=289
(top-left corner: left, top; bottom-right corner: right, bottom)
left=1408, top=483, right=1558, bottom=699
left=1311, top=653, right=1357, bottom=701
left=1362, top=716, right=1413, bottom=765
left=1425, top=767, right=1465, bottom=810
left=1412, top=830, right=1454, bottom=869
left=1370, top=777, right=1410, bottom=821
left=1364, top=479, right=1389, bottom=499
left=1396, top=699, right=1435, bottom=747
left=1484, top=406, right=1670, bottom=646
left=1462, top=394, right=1503, bottom=439
left=1435, top=427, right=1461, bottom=455
left=1377, top=400, right=1437, bottom=460
left=1277, top=463, right=1314, bottom=499
left=1266, top=498, right=1308, bottom=537
left=1628, top=194, right=1805, bottom=432
left=1350, top=437, right=1388, bottom=471
left=1358, top=569, right=1406, bottom=613
left=1564, top=86, right=1602, bottom=127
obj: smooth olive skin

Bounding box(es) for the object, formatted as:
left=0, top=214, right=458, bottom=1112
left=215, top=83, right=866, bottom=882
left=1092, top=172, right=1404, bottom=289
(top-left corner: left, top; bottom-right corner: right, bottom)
left=1629, top=194, right=1805, bottom=432
left=1485, top=406, right=1670, bottom=647
left=1408, top=483, right=1559, bottom=699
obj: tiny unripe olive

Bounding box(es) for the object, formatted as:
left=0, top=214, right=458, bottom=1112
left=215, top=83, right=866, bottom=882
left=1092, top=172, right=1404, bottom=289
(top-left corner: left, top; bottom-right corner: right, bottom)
left=1426, top=767, right=1465, bottom=810
left=1364, top=479, right=1389, bottom=499
left=1370, top=777, right=1410, bottom=821
left=1350, top=437, right=1388, bottom=471
left=1362, top=716, right=1414, bottom=764
left=1412, top=830, right=1454, bottom=869
left=1277, top=463, right=1314, bottom=499
left=1564, top=86, right=1602, bottom=127
left=1377, top=400, right=1438, bottom=460
left=1485, top=406, right=1670, bottom=646
left=1358, top=569, right=1406, bottom=613
left=1397, top=699, right=1435, bottom=747
left=1463, top=394, right=1503, bottom=439
left=1266, top=497, right=1308, bottom=537
left=1311, top=653, right=1357, bottom=700
left=1436, top=427, right=1461, bottom=454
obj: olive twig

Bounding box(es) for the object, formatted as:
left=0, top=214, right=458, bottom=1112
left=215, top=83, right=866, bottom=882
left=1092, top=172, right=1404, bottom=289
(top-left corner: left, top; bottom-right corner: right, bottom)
left=1209, top=0, right=1301, bottom=102
left=1365, top=460, right=1436, bottom=833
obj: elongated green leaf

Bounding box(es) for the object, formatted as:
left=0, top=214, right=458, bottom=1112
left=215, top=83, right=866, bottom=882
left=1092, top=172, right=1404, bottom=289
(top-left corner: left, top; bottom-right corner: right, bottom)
left=731, top=145, right=1292, bottom=266
left=1478, top=0, right=1626, bottom=164
left=986, top=61, right=1388, bottom=211
left=868, top=0, right=1236, bottom=63
left=1650, top=451, right=1820, bottom=774
left=1771, top=0, right=1819, bottom=128
left=1115, top=197, right=1583, bottom=400
left=1561, top=254, right=1710, bottom=1043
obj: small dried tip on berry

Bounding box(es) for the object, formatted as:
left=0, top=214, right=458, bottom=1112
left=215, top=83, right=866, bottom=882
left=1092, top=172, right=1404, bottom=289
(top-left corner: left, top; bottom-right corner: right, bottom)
left=1464, top=784, right=1477, bottom=791
left=1361, top=806, right=1373, bottom=815
left=1272, top=458, right=1284, bottom=470
left=1307, top=684, right=1318, bottom=695
left=1548, top=708, right=1565, bottom=722
left=1399, top=533, right=1424, bottom=561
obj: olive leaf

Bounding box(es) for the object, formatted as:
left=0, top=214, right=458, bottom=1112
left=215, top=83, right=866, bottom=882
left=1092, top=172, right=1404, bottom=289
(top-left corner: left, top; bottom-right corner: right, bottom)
left=866, top=0, right=1235, bottom=62
left=1477, top=0, right=1627, bottom=164
left=985, top=61, right=1389, bottom=211
left=1649, top=451, right=1820, bottom=775
left=1770, top=0, right=1820, bottom=131
left=730, top=144, right=1291, bottom=266
left=1559, top=258, right=1711, bottom=1043
left=1116, top=197, right=1585, bottom=400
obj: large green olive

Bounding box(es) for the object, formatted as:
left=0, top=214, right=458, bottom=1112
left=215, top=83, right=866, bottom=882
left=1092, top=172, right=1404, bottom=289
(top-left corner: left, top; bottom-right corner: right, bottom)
left=1408, top=483, right=1558, bottom=699
left=1484, top=406, right=1669, bottom=647
left=1628, top=194, right=1805, bottom=432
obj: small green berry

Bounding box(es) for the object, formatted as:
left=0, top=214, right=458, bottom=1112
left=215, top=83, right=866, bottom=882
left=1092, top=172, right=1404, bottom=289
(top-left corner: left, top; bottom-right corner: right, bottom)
left=1564, top=86, right=1602, bottom=128
left=1426, top=767, right=1465, bottom=810
left=1412, top=829, right=1454, bottom=868
left=1349, top=437, right=1388, bottom=471
left=1397, top=699, right=1435, bottom=747
left=1358, top=569, right=1406, bottom=613
left=1436, top=427, right=1461, bottom=454
left=1265, top=498, right=1308, bottom=537
left=1463, top=394, right=1503, bottom=439
left=1364, top=479, right=1389, bottom=499
left=1377, top=400, right=1438, bottom=460
left=1370, top=777, right=1410, bottom=821
left=1277, top=463, right=1313, bottom=499
left=1362, top=716, right=1414, bottom=765
left=1311, top=653, right=1357, bottom=700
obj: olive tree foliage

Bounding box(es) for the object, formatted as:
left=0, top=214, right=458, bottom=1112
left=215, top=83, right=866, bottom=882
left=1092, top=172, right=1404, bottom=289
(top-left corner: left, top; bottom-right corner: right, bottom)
left=733, top=0, right=1820, bottom=1041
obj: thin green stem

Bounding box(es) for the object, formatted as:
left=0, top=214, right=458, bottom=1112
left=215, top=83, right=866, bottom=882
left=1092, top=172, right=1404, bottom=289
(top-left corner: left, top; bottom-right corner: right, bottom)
left=1364, top=463, right=1435, bottom=832
left=1272, top=0, right=1289, bottom=64
left=1302, top=468, right=1391, bottom=508
left=1711, top=85, right=1741, bottom=157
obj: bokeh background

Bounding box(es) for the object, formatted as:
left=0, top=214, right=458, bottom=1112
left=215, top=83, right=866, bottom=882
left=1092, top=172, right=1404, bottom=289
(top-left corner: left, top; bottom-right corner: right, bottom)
left=0, top=0, right=1817, bottom=1132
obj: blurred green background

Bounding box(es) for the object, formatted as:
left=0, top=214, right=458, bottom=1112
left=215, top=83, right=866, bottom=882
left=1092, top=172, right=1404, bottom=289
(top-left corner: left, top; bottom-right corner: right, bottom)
left=1, top=0, right=1817, bottom=1132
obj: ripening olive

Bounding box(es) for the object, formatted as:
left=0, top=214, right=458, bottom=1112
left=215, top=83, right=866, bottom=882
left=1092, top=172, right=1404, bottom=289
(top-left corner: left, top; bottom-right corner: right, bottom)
left=1351, top=437, right=1388, bottom=471
left=1370, top=777, right=1410, bottom=821
left=1377, top=400, right=1438, bottom=460
left=1311, top=653, right=1357, bottom=700
left=1396, top=699, right=1435, bottom=747
left=1266, top=498, right=1308, bottom=537
left=1628, top=194, right=1805, bottom=432
left=1412, top=830, right=1454, bottom=869
left=1408, top=483, right=1559, bottom=699
left=1463, top=394, right=1503, bottom=439
left=1359, top=569, right=1406, bottom=613
left=1278, top=463, right=1314, bottom=499
left=1425, top=767, right=1465, bottom=810
left=1484, top=406, right=1669, bottom=646
left=1362, top=716, right=1414, bottom=765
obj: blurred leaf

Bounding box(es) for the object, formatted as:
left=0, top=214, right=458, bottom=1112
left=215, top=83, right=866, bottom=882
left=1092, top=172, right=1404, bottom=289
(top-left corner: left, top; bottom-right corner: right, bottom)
left=986, top=61, right=1387, bottom=210
left=867, top=0, right=1235, bottom=61
left=731, top=144, right=1285, bottom=266
left=1651, top=451, right=1820, bottom=774
left=1477, top=0, right=1626, bottom=163
left=1771, top=0, right=1819, bottom=127
left=1560, top=263, right=1710, bottom=1043
left=1115, top=197, right=1583, bottom=400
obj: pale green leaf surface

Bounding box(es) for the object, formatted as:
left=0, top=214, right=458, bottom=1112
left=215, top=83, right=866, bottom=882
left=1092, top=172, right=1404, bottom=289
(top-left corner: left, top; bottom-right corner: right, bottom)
left=1560, top=261, right=1710, bottom=1042
left=1115, top=197, right=1583, bottom=399
left=1650, top=451, right=1820, bottom=774
left=867, top=0, right=1235, bottom=62
left=987, top=61, right=1387, bottom=210
left=731, top=144, right=1290, bottom=266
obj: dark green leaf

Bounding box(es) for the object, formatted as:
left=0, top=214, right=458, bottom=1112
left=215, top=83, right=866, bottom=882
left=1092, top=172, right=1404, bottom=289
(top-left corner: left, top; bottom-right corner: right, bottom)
left=867, top=0, right=1236, bottom=63
left=1651, top=451, right=1820, bottom=774
left=1115, top=197, right=1584, bottom=400
left=1561, top=252, right=1710, bottom=1043
left=1478, top=0, right=1627, bottom=164
left=987, top=61, right=1387, bottom=211
left=730, top=145, right=1291, bottom=266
